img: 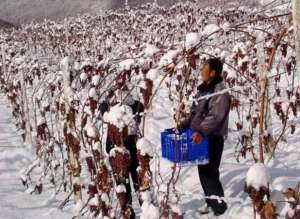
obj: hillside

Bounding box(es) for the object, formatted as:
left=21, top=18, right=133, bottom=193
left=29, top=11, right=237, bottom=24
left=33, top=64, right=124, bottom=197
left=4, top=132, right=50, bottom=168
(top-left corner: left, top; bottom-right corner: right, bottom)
left=0, top=0, right=254, bottom=24
left=0, top=19, right=15, bottom=29
left=0, top=0, right=113, bottom=24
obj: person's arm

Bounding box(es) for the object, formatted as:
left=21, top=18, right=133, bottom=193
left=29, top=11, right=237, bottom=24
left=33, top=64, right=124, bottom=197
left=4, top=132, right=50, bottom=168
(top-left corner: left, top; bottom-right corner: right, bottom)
left=190, top=92, right=230, bottom=137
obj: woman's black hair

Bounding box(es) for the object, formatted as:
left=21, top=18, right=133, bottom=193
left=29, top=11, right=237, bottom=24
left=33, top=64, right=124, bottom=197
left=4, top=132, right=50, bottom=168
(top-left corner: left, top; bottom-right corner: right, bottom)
left=206, top=58, right=223, bottom=76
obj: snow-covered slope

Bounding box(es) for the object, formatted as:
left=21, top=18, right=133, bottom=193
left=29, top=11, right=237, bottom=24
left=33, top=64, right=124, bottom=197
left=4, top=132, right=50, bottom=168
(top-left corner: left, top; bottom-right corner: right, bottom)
left=0, top=19, right=15, bottom=29
left=0, top=0, right=174, bottom=24
left=0, top=0, right=112, bottom=24
left=0, top=0, right=255, bottom=24
left=0, top=96, right=74, bottom=219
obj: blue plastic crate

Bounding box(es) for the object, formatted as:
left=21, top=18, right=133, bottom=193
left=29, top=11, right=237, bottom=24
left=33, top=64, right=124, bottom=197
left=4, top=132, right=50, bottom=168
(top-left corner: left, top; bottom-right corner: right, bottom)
left=161, top=128, right=209, bottom=166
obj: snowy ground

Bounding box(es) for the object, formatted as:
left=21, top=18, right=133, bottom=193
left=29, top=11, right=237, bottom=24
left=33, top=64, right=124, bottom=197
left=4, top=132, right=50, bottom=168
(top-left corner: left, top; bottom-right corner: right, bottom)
left=1, top=80, right=300, bottom=219
left=143, top=84, right=300, bottom=218
left=0, top=96, right=74, bottom=219
left=1, top=85, right=300, bottom=219
left=147, top=103, right=300, bottom=218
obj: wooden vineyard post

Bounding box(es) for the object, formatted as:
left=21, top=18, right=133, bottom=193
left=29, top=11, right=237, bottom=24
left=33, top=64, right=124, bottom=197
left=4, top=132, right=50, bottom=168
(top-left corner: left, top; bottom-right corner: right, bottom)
left=256, top=32, right=266, bottom=164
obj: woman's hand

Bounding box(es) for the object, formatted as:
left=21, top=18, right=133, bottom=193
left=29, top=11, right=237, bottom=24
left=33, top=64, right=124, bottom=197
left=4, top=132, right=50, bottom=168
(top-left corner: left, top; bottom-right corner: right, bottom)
left=192, top=132, right=203, bottom=144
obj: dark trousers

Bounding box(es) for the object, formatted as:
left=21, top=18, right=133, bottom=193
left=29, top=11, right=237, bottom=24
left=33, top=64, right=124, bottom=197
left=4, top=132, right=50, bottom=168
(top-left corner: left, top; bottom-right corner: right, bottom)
left=198, top=135, right=227, bottom=215
left=106, top=135, right=139, bottom=204
left=123, top=135, right=139, bottom=201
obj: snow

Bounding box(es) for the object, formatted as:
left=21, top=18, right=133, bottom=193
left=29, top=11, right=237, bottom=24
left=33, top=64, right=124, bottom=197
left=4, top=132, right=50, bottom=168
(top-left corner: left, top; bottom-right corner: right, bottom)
left=159, top=49, right=180, bottom=67
left=287, top=208, right=295, bottom=218
left=144, top=43, right=160, bottom=57
left=233, top=42, right=247, bottom=54
left=222, top=22, right=231, bottom=33
left=116, top=184, right=126, bottom=193
left=73, top=176, right=81, bottom=184
left=80, top=59, right=92, bottom=69
left=80, top=73, right=87, bottom=83
left=246, top=163, right=271, bottom=190
left=0, top=98, right=74, bottom=219
left=15, top=57, right=24, bottom=65
left=103, top=104, right=135, bottom=131
left=140, top=201, right=159, bottom=219
left=37, top=117, right=46, bottom=126
left=140, top=190, right=151, bottom=202
left=138, top=80, right=148, bottom=90
left=101, top=193, right=110, bottom=205
left=259, top=0, right=274, bottom=6
left=136, top=137, right=154, bottom=156
left=25, top=186, right=35, bottom=194
left=238, top=56, right=249, bottom=67
left=89, top=196, right=99, bottom=206
left=185, top=32, right=200, bottom=49
left=92, top=141, right=101, bottom=150
left=92, top=75, right=101, bottom=86
left=171, top=204, right=183, bottom=215
left=74, top=200, right=83, bottom=213
left=109, top=146, right=130, bottom=158
left=225, top=67, right=237, bottom=79
left=61, top=57, right=75, bottom=104
left=74, top=61, right=81, bottom=71
left=85, top=123, right=97, bottom=138
left=88, top=87, right=98, bottom=100
left=271, top=189, right=285, bottom=211
left=119, top=59, right=135, bottom=71
left=203, top=24, right=220, bottom=37
left=60, top=57, right=70, bottom=72
left=146, top=68, right=159, bottom=81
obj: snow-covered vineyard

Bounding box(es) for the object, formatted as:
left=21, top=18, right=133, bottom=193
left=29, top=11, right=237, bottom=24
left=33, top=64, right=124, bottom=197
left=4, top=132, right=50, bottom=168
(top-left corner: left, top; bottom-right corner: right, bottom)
left=0, top=0, right=300, bottom=218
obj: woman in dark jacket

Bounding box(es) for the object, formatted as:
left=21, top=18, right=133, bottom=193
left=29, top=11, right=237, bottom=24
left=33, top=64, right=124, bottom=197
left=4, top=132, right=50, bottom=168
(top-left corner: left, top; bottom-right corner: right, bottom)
left=180, top=58, right=231, bottom=216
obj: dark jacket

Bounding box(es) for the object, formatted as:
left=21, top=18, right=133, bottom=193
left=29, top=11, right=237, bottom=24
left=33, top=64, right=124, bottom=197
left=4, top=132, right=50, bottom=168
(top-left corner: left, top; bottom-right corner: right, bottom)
left=181, top=78, right=231, bottom=137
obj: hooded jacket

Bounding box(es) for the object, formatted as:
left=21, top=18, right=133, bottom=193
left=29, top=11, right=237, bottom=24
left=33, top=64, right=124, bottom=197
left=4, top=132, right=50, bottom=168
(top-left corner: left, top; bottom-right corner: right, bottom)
left=181, top=77, right=231, bottom=137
